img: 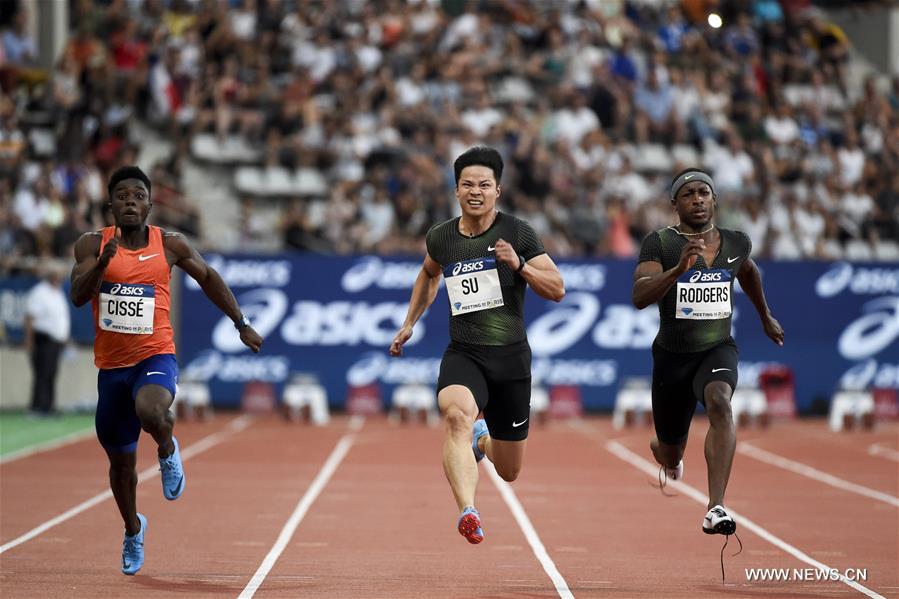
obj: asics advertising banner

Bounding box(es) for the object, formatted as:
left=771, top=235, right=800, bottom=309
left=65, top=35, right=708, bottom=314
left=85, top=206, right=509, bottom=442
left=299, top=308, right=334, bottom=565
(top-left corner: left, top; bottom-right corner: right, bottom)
left=177, top=256, right=899, bottom=412
left=0, top=277, right=94, bottom=344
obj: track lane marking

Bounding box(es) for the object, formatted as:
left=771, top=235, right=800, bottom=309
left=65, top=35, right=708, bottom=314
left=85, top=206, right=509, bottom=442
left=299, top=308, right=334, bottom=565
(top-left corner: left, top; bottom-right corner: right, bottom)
left=606, top=440, right=885, bottom=599
left=238, top=416, right=364, bottom=599
left=483, top=461, right=574, bottom=599
left=868, top=443, right=899, bottom=463
left=0, top=415, right=254, bottom=554
left=739, top=442, right=899, bottom=507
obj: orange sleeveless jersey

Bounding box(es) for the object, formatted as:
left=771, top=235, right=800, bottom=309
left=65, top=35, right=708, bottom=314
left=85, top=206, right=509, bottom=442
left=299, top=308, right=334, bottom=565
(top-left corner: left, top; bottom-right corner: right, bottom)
left=92, top=226, right=176, bottom=369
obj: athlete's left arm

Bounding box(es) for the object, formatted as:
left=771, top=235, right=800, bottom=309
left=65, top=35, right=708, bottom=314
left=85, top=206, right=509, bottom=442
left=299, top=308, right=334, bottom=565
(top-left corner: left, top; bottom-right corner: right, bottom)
left=518, top=253, right=565, bottom=302
left=737, top=257, right=784, bottom=346
left=164, top=232, right=263, bottom=352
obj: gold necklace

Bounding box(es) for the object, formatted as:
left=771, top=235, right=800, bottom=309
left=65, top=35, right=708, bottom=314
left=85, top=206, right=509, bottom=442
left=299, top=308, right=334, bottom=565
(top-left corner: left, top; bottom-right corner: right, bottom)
left=669, top=223, right=714, bottom=236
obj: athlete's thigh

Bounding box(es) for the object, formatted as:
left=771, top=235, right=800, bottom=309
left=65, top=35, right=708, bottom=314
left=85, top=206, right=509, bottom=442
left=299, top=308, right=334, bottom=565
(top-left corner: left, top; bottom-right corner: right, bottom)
left=96, top=368, right=142, bottom=453
left=692, top=338, right=738, bottom=405
left=483, top=376, right=531, bottom=441
left=489, top=437, right=527, bottom=471
left=133, top=354, right=179, bottom=411
left=651, top=342, right=701, bottom=445
left=481, top=341, right=532, bottom=441
left=437, top=347, right=487, bottom=417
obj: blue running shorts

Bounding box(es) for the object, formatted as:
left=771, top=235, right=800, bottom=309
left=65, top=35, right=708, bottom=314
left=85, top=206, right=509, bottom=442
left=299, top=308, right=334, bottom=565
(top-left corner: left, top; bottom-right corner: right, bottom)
left=96, top=354, right=179, bottom=453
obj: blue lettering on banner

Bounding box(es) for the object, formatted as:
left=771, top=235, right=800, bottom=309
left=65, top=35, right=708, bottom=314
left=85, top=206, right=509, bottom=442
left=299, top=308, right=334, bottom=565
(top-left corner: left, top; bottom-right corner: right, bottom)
left=175, top=255, right=899, bottom=411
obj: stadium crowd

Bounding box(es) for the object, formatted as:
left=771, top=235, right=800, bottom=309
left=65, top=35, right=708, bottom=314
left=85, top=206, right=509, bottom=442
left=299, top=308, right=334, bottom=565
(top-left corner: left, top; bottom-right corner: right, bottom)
left=1, top=0, right=898, bottom=275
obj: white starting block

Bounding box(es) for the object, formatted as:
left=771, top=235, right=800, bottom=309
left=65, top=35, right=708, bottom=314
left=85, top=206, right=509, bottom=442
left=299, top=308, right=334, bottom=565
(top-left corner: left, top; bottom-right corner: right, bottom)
left=829, top=390, right=875, bottom=432
left=175, top=380, right=212, bottom=421
left=283, top=375, right=330, bottom=425
left=613, top=378, right=653, bottom=429
left=731, top=388, right=769, bottom=428
left=390, top=384, right=438, bottom=425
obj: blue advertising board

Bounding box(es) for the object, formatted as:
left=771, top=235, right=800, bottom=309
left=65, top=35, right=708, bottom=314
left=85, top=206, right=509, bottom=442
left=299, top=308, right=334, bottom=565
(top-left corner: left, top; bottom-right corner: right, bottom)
left=0, top=277, right=94, bottom=344
left=176, top=255, right=899, bottom=413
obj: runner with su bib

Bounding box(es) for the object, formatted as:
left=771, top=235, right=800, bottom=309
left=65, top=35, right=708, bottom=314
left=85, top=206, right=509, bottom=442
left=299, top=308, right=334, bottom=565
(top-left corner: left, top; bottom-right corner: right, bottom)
left=632, top=168, right=784, bottom=539
left=390, top=147, right=565, bottom=544
left=70, top=166, right=263, bottom=575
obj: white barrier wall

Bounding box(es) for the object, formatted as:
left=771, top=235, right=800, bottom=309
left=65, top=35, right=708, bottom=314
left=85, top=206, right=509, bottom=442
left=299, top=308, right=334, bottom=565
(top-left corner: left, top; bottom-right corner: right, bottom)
left=0, top=347, right=98, bottom=411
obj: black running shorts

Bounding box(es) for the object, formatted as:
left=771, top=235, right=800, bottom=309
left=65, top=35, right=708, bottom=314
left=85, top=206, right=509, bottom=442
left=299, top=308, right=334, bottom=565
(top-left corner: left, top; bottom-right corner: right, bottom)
left=437, top=340, right=532, bottom=442
left=651, top=337, right=739, bottom=445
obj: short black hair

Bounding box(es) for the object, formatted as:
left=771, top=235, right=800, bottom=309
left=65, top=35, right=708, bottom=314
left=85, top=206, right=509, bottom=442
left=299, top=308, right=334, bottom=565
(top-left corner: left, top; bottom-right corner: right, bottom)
left=454, top=146, right=503, bottom=185
left=107, top=166, right=151, bottom=199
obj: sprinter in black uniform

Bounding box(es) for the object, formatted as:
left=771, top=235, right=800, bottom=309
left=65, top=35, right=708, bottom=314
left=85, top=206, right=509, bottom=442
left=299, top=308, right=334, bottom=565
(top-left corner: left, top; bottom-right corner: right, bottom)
left=632, top=168, right=784, bottom=537
left=390, top=146, right=565, bottom=544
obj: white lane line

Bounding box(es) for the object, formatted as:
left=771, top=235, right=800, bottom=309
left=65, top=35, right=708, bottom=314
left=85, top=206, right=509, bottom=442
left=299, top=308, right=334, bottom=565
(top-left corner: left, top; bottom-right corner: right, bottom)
left=238, top=416, right=364, bottom=599
left=1, top=428, right=96, bottom=464
left=739, top=443, right=899, bottom=508
left=868, top=444, right=899, bottom=463
left=483, top=461, right=574, bottom=599
left=606, top=440, right=885, bottom=599
left=0, top=415, right=254, bottom=554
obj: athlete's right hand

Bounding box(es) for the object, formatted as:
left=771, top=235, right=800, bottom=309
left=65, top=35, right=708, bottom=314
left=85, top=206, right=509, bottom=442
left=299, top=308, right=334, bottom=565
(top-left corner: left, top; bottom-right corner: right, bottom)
left=98, top=227, right=120, bottom=268
left=389, top=325, right=413, bottom=357
left=677, top=238, right=705, bottom=273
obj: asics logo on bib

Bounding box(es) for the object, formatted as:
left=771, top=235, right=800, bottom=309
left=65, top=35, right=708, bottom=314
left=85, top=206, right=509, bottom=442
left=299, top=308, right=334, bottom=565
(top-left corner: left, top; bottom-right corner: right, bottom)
left=689, top=271, right=723, bottom=283
left=452, top=261, right=484, bottom=276
left=109, top=284, right=145, bottom=296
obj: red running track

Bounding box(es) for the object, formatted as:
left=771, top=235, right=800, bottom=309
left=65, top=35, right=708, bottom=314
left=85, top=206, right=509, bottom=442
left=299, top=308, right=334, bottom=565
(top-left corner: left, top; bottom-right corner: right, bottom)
left=1, top=414, right=896, bottom=598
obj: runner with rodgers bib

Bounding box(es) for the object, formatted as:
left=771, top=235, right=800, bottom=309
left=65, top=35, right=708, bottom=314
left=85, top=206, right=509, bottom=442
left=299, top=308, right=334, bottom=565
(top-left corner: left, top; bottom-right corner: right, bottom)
left=632, top=168, right=784, bottom=545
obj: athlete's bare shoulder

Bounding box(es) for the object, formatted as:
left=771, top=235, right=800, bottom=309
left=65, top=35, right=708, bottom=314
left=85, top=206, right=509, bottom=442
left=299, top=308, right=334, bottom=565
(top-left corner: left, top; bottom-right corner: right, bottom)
left=73, top=231, right=103, bottom=259
left=76, top=231, right=104, bottom=242
left=161, top=230, right=194, bottom=259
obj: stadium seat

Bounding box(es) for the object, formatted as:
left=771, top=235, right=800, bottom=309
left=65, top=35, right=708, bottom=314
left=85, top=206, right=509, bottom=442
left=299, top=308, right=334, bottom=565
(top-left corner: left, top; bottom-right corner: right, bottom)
left=844, top=239, right=874, bottom=261
left=670, top=143, right=700, bottom=167
left=294, top=168, right=328, bottom=196
left=632, top=143, right=672, bottom=173
left=873, top=240, right=899, bottom=261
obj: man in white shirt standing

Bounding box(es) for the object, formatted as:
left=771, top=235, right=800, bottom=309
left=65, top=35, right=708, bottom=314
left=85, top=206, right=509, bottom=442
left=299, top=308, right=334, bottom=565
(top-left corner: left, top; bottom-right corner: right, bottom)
left=24, top=262, right=70, bottom=417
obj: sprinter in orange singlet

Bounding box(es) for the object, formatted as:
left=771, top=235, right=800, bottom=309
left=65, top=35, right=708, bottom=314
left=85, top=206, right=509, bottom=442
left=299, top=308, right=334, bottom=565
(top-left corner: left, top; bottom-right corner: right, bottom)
left=70, top=166, right=263, bottom=575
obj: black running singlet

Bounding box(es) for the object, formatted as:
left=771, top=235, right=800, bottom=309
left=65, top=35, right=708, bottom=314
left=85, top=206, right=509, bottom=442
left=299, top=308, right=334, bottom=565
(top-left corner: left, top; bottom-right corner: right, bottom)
left=638, top=227, right=752, bottom=353
left=426, top=212, right=545, bottom=346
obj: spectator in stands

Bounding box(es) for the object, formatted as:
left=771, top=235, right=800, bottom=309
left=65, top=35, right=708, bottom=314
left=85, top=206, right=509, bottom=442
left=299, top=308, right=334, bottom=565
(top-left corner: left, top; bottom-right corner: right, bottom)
left=1, top=0, right=896, bottom=268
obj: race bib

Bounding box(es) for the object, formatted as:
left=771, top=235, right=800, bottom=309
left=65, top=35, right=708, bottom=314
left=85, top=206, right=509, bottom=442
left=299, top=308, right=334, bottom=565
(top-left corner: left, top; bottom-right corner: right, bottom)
left=444, top=257, right=504, bottom=316
left=675, top=269, right=732, bottom=320
left=99, top=282, right=155, bottom=334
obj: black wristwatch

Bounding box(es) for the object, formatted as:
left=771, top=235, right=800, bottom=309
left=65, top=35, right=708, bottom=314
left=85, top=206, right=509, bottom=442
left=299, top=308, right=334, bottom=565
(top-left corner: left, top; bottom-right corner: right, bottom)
left=234, top=314, right=251, bottom=330
left=517, top=254, right=527, bottom=273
